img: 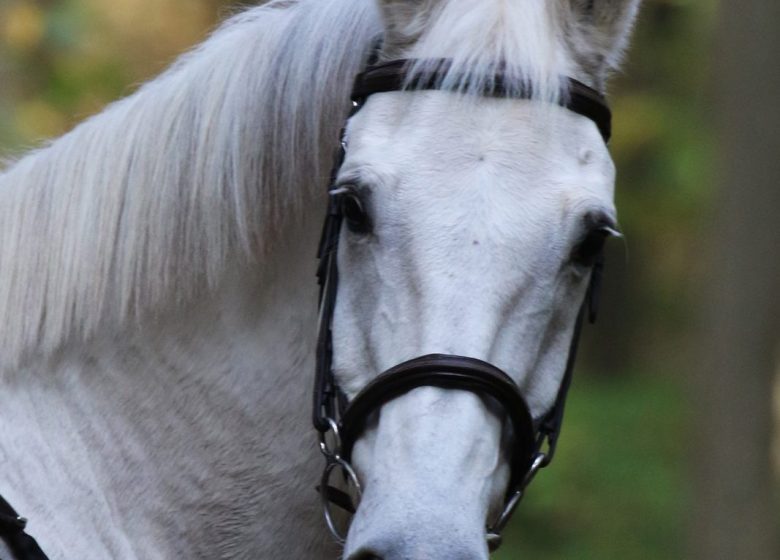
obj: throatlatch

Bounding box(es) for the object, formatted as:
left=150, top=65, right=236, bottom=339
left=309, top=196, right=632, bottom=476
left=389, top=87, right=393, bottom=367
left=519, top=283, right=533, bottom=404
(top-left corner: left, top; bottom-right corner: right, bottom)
left=313, top=56, right=611, bottom=549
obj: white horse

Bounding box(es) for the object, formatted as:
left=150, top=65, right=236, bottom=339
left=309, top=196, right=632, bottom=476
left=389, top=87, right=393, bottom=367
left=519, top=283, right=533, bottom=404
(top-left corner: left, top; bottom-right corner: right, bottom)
left=0, top=0, right=641, bottom=558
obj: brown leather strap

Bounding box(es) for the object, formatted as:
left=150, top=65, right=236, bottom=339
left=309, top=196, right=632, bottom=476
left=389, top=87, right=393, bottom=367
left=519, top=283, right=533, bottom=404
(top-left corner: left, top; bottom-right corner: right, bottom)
left=338, top=354, right=537, bottom=492
left=352, top=59, right=612, bottom=142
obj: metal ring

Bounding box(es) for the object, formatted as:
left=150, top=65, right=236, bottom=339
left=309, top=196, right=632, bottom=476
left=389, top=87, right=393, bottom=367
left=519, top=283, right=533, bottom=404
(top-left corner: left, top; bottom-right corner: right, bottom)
left=321, top=456, right=363, bottom=544
left=318, top=417, right=342, bottom=458
left=487, top=489, right=522, bottom=543
left=487, top=452, right=547, bottom=545
left=521, top=452, right=546, bottom=488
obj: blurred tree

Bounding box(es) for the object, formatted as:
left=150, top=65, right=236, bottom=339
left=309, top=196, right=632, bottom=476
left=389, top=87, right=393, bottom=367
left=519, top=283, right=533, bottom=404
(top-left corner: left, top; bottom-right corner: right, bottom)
left=582, top=0, right=717, bottom=377
left=691, top=0, right=780, bottom=558
left=0, top=0, right=242, bottom=154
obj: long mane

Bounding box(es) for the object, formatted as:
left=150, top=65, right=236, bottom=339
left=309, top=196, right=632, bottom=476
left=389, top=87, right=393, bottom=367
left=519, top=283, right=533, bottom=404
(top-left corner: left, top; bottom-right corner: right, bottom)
left=0, top=0, right=381, bottom=368
left=0, top=0, right=571, bottom=369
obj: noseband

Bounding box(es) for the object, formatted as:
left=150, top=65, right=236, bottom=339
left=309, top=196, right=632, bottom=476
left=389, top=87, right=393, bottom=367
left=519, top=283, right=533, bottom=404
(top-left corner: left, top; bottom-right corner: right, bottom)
left=313, top=57, right=611, bottom=550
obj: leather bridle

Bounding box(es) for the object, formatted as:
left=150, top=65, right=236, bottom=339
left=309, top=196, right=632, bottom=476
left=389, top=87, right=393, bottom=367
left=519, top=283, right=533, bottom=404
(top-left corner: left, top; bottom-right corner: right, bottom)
left=0, top=58, right=612, bottom=560
left=313, top=57, right=611, bottom=550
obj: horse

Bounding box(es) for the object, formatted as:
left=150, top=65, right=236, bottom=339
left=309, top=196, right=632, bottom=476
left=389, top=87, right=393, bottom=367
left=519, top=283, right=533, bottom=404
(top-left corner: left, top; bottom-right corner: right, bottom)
left=0, top=0, right=641, bottom=558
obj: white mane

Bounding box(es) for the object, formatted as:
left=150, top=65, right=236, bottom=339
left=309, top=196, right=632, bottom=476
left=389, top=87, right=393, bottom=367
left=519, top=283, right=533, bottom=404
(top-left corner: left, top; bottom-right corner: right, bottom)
left=0, top=0, right=581, bottom=369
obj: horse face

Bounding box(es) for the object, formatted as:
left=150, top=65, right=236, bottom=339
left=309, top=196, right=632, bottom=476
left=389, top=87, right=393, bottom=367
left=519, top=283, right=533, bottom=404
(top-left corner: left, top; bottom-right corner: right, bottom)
left=331, top=90, right=616, bottom=559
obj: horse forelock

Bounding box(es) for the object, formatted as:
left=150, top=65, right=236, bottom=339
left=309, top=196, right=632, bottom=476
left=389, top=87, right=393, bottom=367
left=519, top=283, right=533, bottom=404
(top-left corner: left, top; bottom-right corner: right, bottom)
left=392, top=0, right=575, bottom=103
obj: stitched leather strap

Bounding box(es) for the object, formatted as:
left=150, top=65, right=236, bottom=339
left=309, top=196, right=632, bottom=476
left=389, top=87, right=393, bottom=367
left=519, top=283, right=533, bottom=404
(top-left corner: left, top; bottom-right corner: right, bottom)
left=352, top=59, right=612, bottom=142
left=338, top=354, right=537, bottom=491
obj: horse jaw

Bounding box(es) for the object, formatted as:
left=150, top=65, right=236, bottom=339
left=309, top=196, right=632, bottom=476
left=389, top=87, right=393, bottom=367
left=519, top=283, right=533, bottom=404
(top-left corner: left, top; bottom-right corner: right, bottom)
left=334, top=89, right=615, bottom=559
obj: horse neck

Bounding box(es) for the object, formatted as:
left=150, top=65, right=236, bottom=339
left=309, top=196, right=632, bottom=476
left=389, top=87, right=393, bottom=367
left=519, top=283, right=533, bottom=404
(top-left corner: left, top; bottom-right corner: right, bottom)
left=0, top=205, right=337, bottom=559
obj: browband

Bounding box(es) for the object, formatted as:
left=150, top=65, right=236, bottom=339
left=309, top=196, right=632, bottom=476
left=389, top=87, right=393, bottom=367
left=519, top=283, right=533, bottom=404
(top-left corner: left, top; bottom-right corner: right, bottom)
left=352, top=58, right=612, bottom=143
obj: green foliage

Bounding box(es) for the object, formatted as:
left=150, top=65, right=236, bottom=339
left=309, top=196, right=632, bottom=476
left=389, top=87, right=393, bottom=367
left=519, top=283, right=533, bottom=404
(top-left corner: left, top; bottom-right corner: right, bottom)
left=0, top=0, right=238, bottom=156
left=596, top=0, right=717, bottom=370
left=496, top=372, right=688, bottom=559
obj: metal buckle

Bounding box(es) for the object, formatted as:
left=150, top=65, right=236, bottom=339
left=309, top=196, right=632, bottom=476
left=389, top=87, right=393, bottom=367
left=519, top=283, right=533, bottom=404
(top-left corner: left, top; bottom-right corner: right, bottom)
left=318, top=417, right=342, bottom=458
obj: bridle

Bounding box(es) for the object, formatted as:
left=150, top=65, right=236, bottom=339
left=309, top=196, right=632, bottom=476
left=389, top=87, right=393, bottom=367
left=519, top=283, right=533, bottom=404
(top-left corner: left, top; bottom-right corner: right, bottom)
left=313, top=57, right=612, bottom=550
left=0, top=56, right=613, bottom=560
left=0, top=59, right=611, bottom=560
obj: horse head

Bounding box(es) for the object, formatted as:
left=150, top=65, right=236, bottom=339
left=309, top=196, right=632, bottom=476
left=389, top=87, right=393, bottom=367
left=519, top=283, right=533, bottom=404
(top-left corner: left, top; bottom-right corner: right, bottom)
left=320, top=1, right=642, bottom=558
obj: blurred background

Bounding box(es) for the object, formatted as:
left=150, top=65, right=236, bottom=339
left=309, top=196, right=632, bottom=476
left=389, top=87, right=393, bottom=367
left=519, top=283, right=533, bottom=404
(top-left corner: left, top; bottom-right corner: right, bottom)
left=0, top=0, right=777, bottom=558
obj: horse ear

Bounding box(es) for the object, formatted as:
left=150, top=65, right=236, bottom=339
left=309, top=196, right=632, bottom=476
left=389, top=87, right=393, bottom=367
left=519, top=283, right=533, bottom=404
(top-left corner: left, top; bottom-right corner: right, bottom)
left=567, top=0, right=643, bottom=88
left=375, top=0, right=442, bottom=56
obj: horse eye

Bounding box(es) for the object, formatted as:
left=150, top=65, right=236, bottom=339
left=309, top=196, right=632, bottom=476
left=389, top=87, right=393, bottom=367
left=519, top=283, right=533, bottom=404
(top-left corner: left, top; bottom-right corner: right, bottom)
left=571, top=225, right=618, bottom=267
left=341, top=191, right=371, bottom=234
